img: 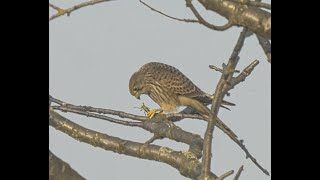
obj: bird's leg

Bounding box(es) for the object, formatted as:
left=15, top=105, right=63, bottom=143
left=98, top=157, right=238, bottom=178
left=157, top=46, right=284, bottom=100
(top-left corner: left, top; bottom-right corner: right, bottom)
left=140, top=103, right=163, bottom=119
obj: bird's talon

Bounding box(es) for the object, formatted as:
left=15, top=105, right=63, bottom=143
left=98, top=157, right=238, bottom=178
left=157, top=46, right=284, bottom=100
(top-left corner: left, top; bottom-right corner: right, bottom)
left=147, top=109, right=157, bottom=119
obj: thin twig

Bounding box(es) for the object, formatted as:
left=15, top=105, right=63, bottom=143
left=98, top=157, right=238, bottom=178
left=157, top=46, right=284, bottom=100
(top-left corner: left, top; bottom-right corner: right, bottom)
left=233, top=165, right=244, bottom=180
left=185, top=0, right=233, bottom=31
left=50, top=95, right=147, bottom=121
left=49, top=3, right=62, bottom=12
left=49, top=0, right=113, bottom=21
left=229, top=60, right=260, bottom=90
left=50, top=95, right=65, bottom=106
left=237, top=140, right=269, bottom=175
left=139, top=0, right=198, bottom=23
left=53, top=106, right=143, bottom=127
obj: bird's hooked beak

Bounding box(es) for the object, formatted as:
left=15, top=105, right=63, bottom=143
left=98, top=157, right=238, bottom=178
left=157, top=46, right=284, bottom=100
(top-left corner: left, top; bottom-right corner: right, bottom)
left=135, top=94, right=140, bottom=100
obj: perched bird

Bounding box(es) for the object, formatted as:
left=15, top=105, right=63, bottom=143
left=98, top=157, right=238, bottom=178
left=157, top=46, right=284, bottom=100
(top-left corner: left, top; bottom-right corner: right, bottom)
left=129, top=62, right=237, bottom=137
left=129, top=62, right=235, bottom=119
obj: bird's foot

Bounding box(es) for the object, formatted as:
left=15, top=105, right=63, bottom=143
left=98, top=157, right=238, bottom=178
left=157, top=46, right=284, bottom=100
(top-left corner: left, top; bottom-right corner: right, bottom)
left=140, top=103, right=162, bottom=119
left=147, top=109, right=159, bottom=119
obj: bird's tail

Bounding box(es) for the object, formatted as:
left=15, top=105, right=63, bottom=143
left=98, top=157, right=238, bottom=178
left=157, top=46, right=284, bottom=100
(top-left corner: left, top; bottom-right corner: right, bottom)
left=221, top=100, right=235, bottom=111
left=200, top=93, right=236, bottom=111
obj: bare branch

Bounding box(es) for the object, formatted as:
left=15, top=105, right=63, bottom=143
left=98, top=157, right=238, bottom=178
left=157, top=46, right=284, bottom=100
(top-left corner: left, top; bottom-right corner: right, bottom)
left=199, top=28, right=269, bottom=178
left=228, top=60, right=260, bottom=91
left=139, top=0, right=198, bottom=23
left=50, top=95, right=147, bottom=121
left=171, top=110, right=267, bottom=175
left=49, top=0, right=113, bottom=21
left=50, top=95, right=242, bottom=160
left=199, top=28, right=248, bottom=179
left=233, top=165, right=244, bottom=180
left=52, top=106, right=143, bottom=127
left=49, top=150, right=85, bottom=180
left=50, top=93, right=267, bottom=173
left=144, top=134, right=163, bottom=144
left=49, top=3, right=64, bottom=13
left=51, top=100, right=238, bottom=159
left=185, top=0, right=233, bottom=31
left=217, top=170, right=234, bottom=180
left=49, top=109, right=217, bottom=179
left=50, top=95, right=204, bottom=159
left=256, top=35, right=271, bottom=63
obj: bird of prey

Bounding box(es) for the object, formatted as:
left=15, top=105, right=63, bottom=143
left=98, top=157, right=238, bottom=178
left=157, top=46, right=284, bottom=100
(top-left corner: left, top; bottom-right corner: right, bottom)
left=129, top=62, right=237, bottom=137
left=129, top=62, right=235, bottom=118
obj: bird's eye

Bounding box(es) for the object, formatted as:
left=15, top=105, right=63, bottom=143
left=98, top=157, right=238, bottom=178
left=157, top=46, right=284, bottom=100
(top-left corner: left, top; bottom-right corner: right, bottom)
left=133, top=87, right=138, bottom=91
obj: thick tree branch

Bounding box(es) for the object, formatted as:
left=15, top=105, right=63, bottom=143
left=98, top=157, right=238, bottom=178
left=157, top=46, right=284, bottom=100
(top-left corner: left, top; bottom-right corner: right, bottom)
left=228, top=0, right=271, bottom=10
left=49, top=150, right=85, bottom=180
left=50, top=96, right=204, bottom=159
left=49, top=0, right=113, bottom=21
left=51, top=95, right=267, bottom=172
left=49, top=109, right=217, bottom=179
left=197, top=0, right=271, bottom=39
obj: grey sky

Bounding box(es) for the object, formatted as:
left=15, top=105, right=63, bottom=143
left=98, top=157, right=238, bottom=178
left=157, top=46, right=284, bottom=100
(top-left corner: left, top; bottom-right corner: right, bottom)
left=49, top=0, right=271, bottom=179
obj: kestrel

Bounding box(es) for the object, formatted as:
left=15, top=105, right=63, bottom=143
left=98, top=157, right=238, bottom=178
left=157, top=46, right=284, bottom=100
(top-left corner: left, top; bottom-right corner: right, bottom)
left=129, top=62, right=235, bottom=119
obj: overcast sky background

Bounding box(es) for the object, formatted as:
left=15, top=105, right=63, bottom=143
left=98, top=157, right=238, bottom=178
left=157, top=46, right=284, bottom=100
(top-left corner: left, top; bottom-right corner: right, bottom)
left=49, top=0, right=271, bottom=179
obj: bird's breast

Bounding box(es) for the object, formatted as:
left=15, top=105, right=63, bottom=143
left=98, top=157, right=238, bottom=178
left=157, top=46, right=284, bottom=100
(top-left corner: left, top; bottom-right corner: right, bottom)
left=160, top=103, right=178, bottom=112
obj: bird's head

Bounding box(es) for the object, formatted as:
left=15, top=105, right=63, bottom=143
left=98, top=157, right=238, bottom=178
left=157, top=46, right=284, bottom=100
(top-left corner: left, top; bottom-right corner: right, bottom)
left=129, top=72, right=148, bottom=100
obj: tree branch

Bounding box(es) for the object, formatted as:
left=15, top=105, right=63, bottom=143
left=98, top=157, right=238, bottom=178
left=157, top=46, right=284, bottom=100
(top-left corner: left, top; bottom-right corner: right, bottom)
left=199, top=28, right=248, bottom=179
left=49, top=150, right=85, bottom=180
left=52, top=105, right=144, bottom=127
left=185, top=0, right=233, bottom=31
left=216, top=170, right=234, bottom=180
left=139, top=0, right=198, bottom=23
left=50, top=96, right=204, bottom=159
left=233, top=165, right=244, bottom=180
left=227, top=0, right=271, bottom=10
left=197, top=0, right=271, bottom=39
left=49, top=109, right=217, bottom=179
left=49, top=0, right=113, bottom=21
left=51, top=90, right=267, bottom=174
